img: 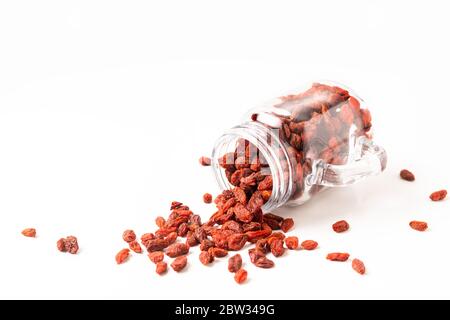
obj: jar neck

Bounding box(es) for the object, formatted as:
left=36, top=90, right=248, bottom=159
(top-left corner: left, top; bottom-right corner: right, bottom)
left=212, top=121, right=294, bottom=212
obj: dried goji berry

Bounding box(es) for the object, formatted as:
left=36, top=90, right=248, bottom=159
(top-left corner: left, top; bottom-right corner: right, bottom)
left=129, top=241, right=142, bottom=253
left=254, top=256, right=274, bottom=269
left=270, top=239, right=285, bottom=257
left=156, top=261, right=168, bottom=275
left=148, top=251, right=164, bottom=264
left=145, top=238, right=170, bottom=252
left=199, top=251, right=214, bottom=265
left=228, top=254, right=242, bottom=273
left=284, top=236, right=299, bottom=250
left=115, top=248, right=130, bottom=264
left=209, top=247, right=228, bottom=258
left=429, top=190, right=447, bottom=201
left=21, top=228, right=36, bottom=238
left=57, top=236, right=79, bottom=254
left=332, top=220, right=349, bottom=233
left=199, top=156, right=211, bottom=166
left=352, top=258, right=366, bottom=275
left=155, top=216, right=166, bottom=228
left=326, top=252, right=350, bottom=261
left=301, top=240, right=318, bottom=250
left=200, top=239, right=215, bottom=251
left=203, top=193, right=213, bottom=204
left=165, top=231, right=178, bottom=245
left=171, top=255, right=188, bottom=272
left=166, top=243, right=189, bottom=258
left=400, top=169, right=415, bottom=181
left=122, top=230, right=136, bottom=243
left=227, top=233, right=248, bottom=251
left=234, top=269, right=248, bottom=284
left=280, top=218, right=294, bottom=233
left=409, top=220, right=428, bottom=231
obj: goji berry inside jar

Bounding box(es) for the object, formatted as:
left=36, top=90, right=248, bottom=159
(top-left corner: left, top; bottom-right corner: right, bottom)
left=211, top=82, right=387, bottom=212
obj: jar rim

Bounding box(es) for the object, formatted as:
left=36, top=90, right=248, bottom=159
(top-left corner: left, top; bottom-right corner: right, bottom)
left=211, top=121, right=294, bottom=212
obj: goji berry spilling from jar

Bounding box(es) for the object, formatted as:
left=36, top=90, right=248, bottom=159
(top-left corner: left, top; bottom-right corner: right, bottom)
left=332, top=220, right=350, bottom=233
left=429, top=190, right=447, bottom=201
left=57, top=236, right=79, bottom=254
left=400, top=169, right=415, bottom=181
left=21, top=228, right=36, bottom=238
left=409, top=220, right=428, bottom=231
left=199, top=156, right=211, bottom=166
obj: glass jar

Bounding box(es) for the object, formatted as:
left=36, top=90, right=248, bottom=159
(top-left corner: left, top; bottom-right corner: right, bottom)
left=211, top=81, right=387, bottom=212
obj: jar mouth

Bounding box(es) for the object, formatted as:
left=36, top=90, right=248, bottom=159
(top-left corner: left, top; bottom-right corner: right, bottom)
left=211, top=121, right=293, bottom=212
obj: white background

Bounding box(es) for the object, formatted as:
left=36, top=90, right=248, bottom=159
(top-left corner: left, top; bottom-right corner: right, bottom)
left=0, top=1, right=449, bottom=299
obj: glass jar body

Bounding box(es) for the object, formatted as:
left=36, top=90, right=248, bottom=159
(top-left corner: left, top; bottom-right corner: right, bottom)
left=212, top=81, right=387, bottom=212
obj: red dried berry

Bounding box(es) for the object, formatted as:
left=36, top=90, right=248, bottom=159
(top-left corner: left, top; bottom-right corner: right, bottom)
left=254, top=256, right=275, bottom=269
left=156, top=262, right=168, bottom=275
left=155, top=216, right=166, bottom=228
left=203, top=193, right=213, bottom=204
left=21, top=228, right=36, bottom=238
left=409, top=220, right=428, bottom=231
left=301, top=240, right=318, bottom=250
left=430, top=190, right=447, bottom=201
left=227, top=233, right=248, bottom=251
left=57, top=236, right=79, bottom=254
left=171, top=255, right=188, bottom=272
left=352, top=258, right=366, bottom=275
left=199, top=156, right=211, bottom=166
left=400, top=169, right=415, bottom=181
left=326, top=252, right=350, bottom=262
left=129, top=241, right=142, bottom=253
left=148, top=251, right=164, bottom=264
left=115, top=248, right=130, bottom=264
left=228, top=254, right=242, bottom=273
left=122, top=230, right=136, bottom=243
left=234, top=269, right=248, bottom=284
left=166, top=243, right=189, bottom=258
left=332, top=220, right=349, bottom=233
left=209, top=247, right=228, bottom=258
left=145, top=238, right=170, bottom=252
left=284, top=236, right=299, bottom=250
left=199, top=251, right=214, bottom=265
left=270, top=239, right=285, bottom=257
left=280, top=218, right=294, bottom=233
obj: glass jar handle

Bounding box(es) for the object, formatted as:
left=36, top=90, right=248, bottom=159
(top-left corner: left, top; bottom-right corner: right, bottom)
left=306, top=137, right=387, bottom=187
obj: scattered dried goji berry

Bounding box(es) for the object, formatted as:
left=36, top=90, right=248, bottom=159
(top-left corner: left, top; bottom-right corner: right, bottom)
left=171, top=255, right=188, bottom=272
left=21, top=228, right=36, bottom=238
left=254, top=256, right=275, bottom=269
left=199, top=251, right=214, bottom=265
left=228, top=254, right=242, bottom=273
left=409, top=220, right=428, bottom=231
left=352, top=258, right=365, bottom=275
left=209, top=247, right=228, bottom=258
left=400, top=169, right=415, bottom=181
left=115, top=248, right=130, bottom=264
left=203, top=193, right=213, bottom=204
left=129, top=241, right=142, bottom=253
left=155, top=216, right=166, bottom=228
left=145, top=238, right=170, bottom=252
left=284, top=236, right=299, bottom=250
left=234, top=269, right=248, bottom=284
left=227, top=233, right=248, bottom=251
left=148, top=251, right=164, bottom=264
left=332, top=220, right=349, bottom=233
left=429, top=190, right=447, bottom=201
left=270, top=239, right=285, bottom=257
left=326, top=252, right=350, bottom=261
left=156, top=261, right=167, bottom=275
left=166, top=243, right=189, bottom=258
left=199, top=156, right=211, bottom=166
left=280, top=218, right=294, bottom=233
left=122, top=230, right=136, bottom=243
left=301, top=240, right=318, bottom=250
left=57, top=236, right=79, bottom=254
